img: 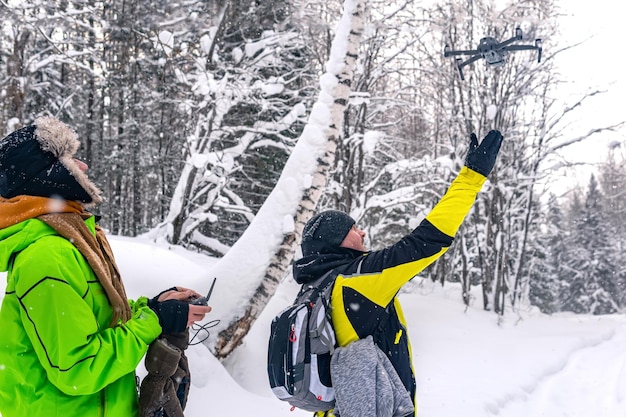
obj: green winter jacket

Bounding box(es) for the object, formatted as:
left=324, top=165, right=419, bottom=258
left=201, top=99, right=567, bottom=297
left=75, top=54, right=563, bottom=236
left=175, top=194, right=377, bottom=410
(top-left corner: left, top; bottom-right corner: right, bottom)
left=0, top=215, right=162, bottom=417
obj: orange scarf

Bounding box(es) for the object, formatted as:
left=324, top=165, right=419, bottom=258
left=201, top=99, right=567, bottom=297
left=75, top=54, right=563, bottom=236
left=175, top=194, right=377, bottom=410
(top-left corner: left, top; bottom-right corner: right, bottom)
left=0, top=195, right=84, bottom=228
left=0, top=195, right=132, bottom=325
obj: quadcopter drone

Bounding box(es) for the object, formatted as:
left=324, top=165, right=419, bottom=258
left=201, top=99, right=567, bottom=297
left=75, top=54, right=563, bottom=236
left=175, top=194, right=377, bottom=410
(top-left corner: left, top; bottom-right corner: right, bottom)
left=444, top=27, right=542, bottom=80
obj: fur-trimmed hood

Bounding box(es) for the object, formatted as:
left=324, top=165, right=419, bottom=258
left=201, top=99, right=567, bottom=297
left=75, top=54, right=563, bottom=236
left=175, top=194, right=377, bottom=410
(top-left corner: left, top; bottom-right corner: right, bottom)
left=0, top=117, right=102, bottom=206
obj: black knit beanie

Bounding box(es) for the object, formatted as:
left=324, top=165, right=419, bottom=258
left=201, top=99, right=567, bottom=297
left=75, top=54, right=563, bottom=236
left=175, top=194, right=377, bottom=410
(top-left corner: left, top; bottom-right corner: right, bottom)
left=0, top=117, right=102, bottom=205
left=301, top=210, right=355, bottom=256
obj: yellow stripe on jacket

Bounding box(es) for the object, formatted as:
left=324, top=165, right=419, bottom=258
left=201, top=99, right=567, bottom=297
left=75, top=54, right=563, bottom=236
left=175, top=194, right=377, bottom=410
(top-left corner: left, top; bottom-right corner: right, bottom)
left=331, top=166, right=486, bottom=347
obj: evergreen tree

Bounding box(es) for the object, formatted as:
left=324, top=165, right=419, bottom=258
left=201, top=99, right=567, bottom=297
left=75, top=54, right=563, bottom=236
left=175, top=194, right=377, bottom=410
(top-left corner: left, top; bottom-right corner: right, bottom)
left=561, top=175, right=619, bottom=314
left=528, top=194, right=564, bottom=314
left=598, top=148, right=626, bottom=248
left=598, top=149, right=626, bottom=307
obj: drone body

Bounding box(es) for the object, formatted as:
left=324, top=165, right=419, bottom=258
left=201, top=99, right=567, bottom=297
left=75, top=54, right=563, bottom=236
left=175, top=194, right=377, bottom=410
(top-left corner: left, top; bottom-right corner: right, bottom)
left=444, top=28, right=542, bottom=80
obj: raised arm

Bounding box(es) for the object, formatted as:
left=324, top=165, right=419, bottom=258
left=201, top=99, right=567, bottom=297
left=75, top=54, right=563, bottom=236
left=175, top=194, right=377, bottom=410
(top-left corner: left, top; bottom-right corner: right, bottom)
left=349, top=130, right=504, bottom=304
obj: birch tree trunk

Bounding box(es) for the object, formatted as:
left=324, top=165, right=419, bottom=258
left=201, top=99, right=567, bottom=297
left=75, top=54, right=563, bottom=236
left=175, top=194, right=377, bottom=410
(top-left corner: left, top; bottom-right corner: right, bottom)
left=212, top=0, right=367, bottom=359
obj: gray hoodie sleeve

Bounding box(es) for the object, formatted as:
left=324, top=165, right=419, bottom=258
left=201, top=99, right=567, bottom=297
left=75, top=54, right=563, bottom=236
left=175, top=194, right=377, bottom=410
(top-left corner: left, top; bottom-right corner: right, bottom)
left=330, top=336, right=414, bottom=417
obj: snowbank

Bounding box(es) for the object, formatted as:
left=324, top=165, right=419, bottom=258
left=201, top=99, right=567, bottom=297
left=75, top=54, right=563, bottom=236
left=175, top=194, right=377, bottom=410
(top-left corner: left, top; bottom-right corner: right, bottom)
left=1, top=236, right=625, bottom=416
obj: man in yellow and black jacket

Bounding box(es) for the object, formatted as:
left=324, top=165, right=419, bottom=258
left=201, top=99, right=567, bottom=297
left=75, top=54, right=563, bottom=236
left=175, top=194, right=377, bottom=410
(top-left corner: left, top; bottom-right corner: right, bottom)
left=293, top=130, right=503, bottom=417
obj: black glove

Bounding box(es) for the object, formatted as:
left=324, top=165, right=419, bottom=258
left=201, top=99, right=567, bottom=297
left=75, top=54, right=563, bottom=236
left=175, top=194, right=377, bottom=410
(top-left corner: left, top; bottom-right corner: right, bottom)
left=149, top=287, right=178, bottom=304
left=148, top=299, right=189, bottom=334
left=464, top=130, right=503, bottom=177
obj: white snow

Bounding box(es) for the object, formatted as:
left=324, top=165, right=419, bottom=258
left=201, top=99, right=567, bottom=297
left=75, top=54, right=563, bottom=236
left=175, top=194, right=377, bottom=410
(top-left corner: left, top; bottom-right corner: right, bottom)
left=362, top=130, right=381, bottom=156
left=154, top=31, right=175, bottom=56
left=486, top=104, right=498, bottom=120
left=3, top=236, right=623, bottom=416
left=199, top=34, right=213, bottom=55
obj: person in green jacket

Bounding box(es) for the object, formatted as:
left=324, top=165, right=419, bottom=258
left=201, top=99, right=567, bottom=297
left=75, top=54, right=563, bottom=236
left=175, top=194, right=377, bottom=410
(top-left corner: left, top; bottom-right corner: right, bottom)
left=0, top=117, right=212, bottom=417
left=294, top=130, right=503, bottom=417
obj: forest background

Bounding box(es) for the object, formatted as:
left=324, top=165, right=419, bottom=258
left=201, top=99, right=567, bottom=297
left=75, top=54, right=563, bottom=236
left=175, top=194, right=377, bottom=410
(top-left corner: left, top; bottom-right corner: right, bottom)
left=1, top=0, right=625, bottom=358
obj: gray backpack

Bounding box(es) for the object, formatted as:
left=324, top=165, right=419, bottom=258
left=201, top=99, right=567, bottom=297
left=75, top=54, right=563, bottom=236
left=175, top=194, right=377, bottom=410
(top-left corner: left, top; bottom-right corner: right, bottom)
left=267, top=271, right=337, bottom=412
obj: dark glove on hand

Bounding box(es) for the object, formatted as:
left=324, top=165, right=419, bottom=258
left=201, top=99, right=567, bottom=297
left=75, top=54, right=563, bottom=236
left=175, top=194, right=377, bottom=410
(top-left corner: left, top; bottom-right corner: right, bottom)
left=149, top=287, right=178, bottom=305
left=464, top=130, right=504, bottom=177
left=148, top=299, right=189, bottom=334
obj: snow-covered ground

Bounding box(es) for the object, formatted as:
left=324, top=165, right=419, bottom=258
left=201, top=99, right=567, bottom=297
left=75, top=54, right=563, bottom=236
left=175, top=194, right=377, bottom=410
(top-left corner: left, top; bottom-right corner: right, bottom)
left=2, top=235, right=625, bottom=416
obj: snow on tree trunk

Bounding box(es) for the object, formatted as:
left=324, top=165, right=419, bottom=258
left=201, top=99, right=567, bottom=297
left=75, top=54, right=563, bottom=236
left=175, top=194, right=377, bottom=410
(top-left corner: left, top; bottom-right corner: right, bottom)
left=209, top=0, right=367, bottom=359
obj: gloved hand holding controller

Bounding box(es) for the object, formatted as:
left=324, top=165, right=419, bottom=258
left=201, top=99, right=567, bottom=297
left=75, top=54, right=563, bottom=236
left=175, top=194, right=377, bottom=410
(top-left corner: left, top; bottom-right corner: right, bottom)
left=464, top=130, right=504, bottom=177
left=189, top=277, right=216, bottom=306
left=148, top=286, right=212, bottom=334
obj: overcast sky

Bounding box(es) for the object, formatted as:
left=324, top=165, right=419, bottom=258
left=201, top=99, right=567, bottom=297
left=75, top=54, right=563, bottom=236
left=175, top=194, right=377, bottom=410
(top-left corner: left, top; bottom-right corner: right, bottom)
left=552, top=0, right=625, bottom=192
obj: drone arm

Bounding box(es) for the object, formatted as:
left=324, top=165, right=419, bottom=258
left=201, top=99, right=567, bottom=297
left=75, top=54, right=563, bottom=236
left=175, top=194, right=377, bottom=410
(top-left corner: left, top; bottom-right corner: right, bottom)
left=494, top=27, right=523, bottom=50
left=503, top=42, right=542, bottom=63
left=503, top=45, right=538, bottom=52
left=454, top=54, right=483, bottom=80
left=457, top=54, right=482, bottom=69
left=494, top=35, right=520, bottom=50
left=444, top=48, right=479, bottom=57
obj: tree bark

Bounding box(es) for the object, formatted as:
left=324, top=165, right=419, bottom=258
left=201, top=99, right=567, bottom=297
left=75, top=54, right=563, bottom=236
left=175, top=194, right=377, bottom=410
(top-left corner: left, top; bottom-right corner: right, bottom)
left=6, top=30, right=30, bottom=124
left=213, top=0, right=368, bottom=359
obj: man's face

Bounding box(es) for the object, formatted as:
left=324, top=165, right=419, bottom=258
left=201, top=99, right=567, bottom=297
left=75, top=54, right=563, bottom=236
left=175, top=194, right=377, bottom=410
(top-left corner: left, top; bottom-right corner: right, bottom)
left=340, top=225, right=366, bottom=251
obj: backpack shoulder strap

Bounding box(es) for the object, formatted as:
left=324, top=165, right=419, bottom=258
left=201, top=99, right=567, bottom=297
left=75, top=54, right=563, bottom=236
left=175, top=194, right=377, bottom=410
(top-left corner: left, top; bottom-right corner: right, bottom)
left=296, top=269, right=336, bottom=298
left=318, top=269, right=338, bottom=289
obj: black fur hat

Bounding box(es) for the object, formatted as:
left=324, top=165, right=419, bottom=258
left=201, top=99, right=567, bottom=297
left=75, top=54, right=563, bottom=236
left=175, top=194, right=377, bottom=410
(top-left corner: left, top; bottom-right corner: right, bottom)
left=0, top=117, right=102, bottom=205
left=301, top=210, right=355, bottom=256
